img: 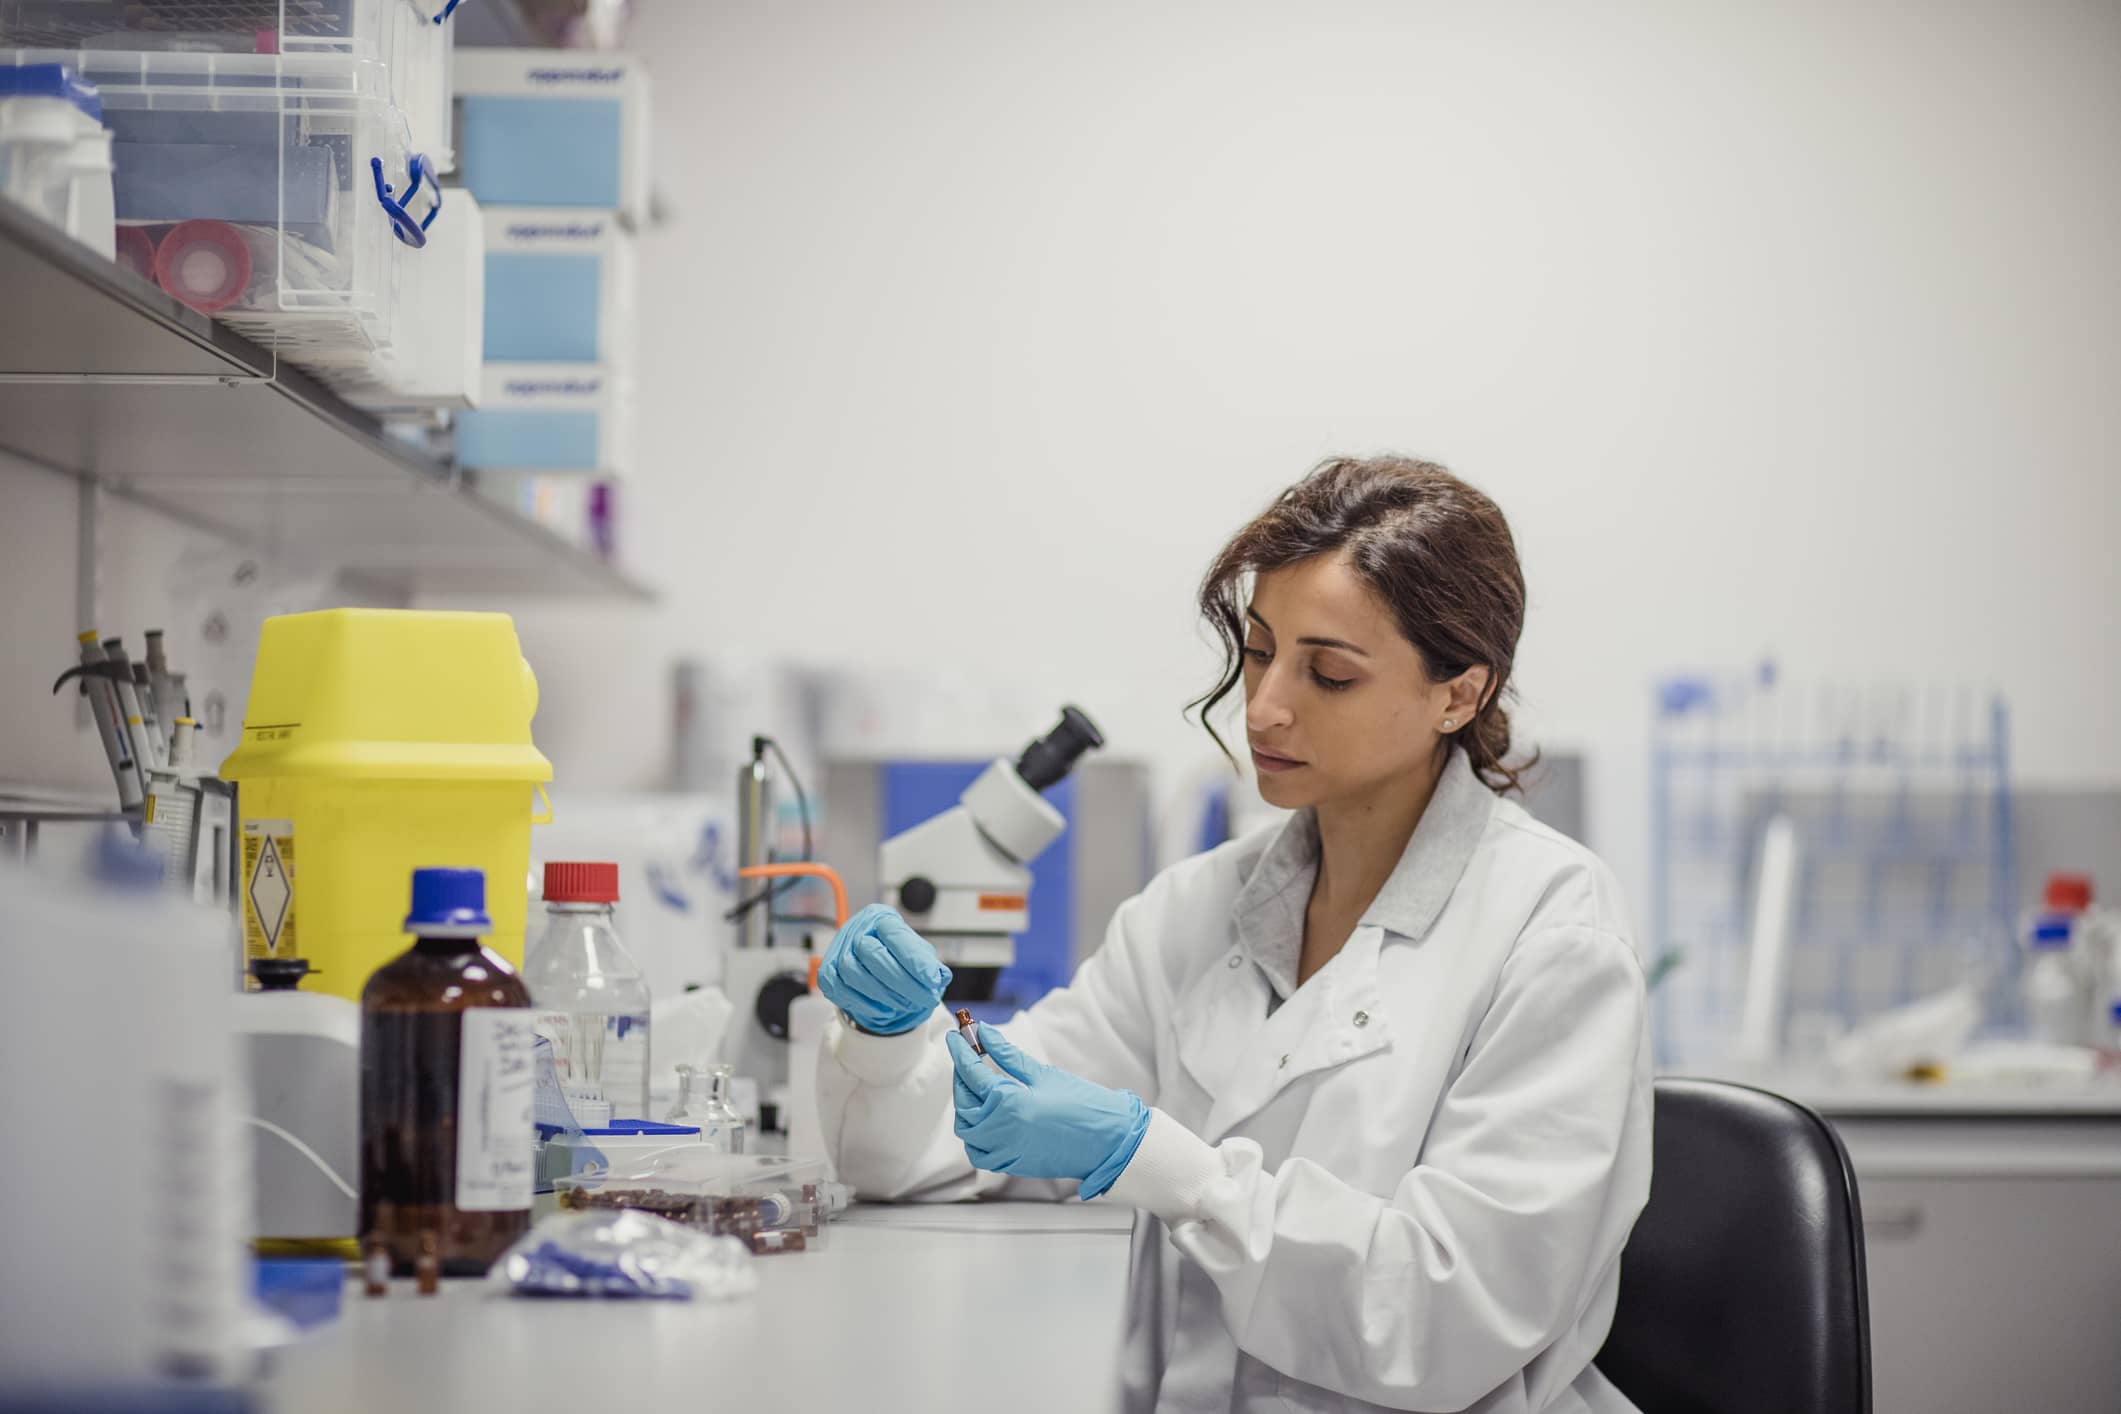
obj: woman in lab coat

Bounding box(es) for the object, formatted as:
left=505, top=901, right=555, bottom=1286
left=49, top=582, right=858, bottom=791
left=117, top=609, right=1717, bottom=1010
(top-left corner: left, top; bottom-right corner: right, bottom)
left=815, top=455, right=1652, bottom=1414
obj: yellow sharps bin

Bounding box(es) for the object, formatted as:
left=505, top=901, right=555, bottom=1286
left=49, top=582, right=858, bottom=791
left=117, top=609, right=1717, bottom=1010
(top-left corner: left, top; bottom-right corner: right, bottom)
left=221, top=609, right=553, bottom=1001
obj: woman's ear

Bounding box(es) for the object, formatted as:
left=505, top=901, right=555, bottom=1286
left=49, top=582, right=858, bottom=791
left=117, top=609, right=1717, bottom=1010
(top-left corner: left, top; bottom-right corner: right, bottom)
left=1449, top=666, right=1492, bottom=725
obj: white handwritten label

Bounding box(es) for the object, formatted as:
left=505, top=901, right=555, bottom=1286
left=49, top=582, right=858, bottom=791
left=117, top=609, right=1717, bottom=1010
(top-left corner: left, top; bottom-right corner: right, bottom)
left=533, top=1009, right=575, bottom=1076
left=456, top=1009, right=535, bottom=1212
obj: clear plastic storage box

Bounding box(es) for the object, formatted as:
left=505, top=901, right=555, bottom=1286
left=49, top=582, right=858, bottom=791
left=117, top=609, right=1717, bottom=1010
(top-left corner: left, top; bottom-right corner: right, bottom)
left=4, top=48, right=445, bottom=386
left=539, top=1120, right=703, bottom=1190
left=0, top=0, right=453, bottom=169
left=554, top=1151, right=831, bottom=1256
left=342, top=181, right=481, bottom=409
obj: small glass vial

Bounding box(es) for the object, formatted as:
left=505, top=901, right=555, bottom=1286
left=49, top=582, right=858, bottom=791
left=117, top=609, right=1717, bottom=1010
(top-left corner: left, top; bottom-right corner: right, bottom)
left=957, top=1008, right=1007, bottom=1074
left=360, top=867, right=536, bottom=1278
left=667, top=1062, right=748, bottom=1153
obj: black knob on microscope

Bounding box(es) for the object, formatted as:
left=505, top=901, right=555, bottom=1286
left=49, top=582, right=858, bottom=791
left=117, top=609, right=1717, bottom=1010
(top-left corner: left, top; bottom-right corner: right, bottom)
left=755, top=970, right=810, bottom=1040
left=900, top=876, right=938, bottom=914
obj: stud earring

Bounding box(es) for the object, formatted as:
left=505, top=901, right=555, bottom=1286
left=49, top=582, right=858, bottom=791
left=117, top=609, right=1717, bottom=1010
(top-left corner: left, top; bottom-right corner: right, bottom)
left=1442, top=718, right=1455, bottom=731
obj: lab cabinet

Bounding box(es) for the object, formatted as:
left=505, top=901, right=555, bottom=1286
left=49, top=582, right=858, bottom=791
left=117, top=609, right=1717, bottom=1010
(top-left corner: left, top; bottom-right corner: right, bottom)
left=1802, top=1097, right=2121, bottom=1414
left=1861, top=1174, right=2121, bottom=1413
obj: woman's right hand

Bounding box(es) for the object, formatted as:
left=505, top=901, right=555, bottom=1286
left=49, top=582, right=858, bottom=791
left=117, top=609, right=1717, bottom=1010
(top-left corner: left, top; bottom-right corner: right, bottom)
left=818, top=903, right=954, bottom=1035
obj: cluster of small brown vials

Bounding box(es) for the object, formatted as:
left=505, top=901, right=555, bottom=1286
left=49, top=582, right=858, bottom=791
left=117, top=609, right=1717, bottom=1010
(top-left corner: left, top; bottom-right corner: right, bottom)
left=556, top=1183, right=822, bottom=1256
left=362, top=1231, right=442, bottom=1298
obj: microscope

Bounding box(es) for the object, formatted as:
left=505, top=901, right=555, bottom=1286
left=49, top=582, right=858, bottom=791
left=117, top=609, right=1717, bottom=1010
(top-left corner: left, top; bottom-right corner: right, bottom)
left=720, top=707, right=1104, bottom=1108
left=880, top=705, right=1104, bottom=980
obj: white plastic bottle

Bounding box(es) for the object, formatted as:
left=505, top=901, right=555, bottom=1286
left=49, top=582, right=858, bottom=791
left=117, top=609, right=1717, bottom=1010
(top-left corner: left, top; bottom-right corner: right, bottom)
left=524, top=862, right=653, bottom=1121
left=0, top=63, right=115, bottom=258
left=2034, top=873, right=2103, bottom=1044
left=0, top=832, right=252, bottom=1385
left=2022, top=918, right=2083, bottom=1046
left=785, top=963, right=833, bottom=1168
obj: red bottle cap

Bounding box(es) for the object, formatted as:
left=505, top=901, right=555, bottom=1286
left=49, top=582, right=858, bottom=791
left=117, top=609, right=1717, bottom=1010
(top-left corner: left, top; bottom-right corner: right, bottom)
left=2043, top=873, right=2093, bottom=913
left=544, top=861, right=620, bottom=904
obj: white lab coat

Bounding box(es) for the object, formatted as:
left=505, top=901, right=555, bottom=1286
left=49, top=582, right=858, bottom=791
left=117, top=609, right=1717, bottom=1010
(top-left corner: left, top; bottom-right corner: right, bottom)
left=819, top=747, right=1653, bottom=1414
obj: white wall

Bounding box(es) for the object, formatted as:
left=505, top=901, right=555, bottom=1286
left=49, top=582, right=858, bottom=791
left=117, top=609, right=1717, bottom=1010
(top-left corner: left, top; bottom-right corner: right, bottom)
left=1, top=454, right=221, bottom=797
left=495, top=0, right=2121, bottom=910
left=0, top=451, right=397, bottom=803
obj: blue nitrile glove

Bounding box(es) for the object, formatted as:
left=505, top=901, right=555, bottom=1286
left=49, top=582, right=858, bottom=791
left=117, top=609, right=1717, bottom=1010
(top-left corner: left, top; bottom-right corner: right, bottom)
left=817, top=904, right=953, bottom=1036
left=947, top=1023, right=1151, bottom=1200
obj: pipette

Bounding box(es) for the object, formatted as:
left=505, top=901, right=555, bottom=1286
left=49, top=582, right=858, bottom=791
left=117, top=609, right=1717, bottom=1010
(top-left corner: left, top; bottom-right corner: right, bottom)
left=59, top=631, right=143, bottom=810
left=101, top=639, right=162, bottom=773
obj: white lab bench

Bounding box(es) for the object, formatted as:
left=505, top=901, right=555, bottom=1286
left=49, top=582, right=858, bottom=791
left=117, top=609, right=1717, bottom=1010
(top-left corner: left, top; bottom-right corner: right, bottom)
left=262, top=1202, right=1135, bottom=1414
left=262, top=1088, right=2121, bottom=1414
left=1731, top=1078, right=2121, bottom=1414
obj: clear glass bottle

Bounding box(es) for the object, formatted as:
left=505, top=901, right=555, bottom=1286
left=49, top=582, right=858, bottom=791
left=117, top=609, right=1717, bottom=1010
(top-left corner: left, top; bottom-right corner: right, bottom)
left=667, top=1062, right=748, bottom=1153
left=524, top=862, right=652, bottom=1121
left=360, top=867, right=535, bottom=1277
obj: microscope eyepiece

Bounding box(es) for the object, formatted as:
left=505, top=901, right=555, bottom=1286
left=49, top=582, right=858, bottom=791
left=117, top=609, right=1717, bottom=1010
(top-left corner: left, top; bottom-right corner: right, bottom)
left=1015, top=706, right=1105, bottom=791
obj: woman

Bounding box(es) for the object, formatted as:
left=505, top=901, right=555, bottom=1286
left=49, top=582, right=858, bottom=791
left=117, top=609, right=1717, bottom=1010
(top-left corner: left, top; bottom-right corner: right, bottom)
left=815, top=455, right=1652, bottom=1414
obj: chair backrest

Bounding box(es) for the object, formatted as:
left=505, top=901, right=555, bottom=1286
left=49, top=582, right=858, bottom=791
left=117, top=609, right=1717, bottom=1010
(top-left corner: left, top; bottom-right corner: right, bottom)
left=1597, top=1077, right=1873, bottom=1414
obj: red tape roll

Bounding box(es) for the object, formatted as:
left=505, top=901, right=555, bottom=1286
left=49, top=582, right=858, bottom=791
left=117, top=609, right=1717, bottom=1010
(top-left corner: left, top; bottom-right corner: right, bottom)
left=154, top=220, right=252, bottom=313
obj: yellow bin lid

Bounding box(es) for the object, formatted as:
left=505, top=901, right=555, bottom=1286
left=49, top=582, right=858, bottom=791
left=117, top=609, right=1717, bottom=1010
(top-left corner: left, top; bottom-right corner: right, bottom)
left=220, top=609, right=553, bottom=783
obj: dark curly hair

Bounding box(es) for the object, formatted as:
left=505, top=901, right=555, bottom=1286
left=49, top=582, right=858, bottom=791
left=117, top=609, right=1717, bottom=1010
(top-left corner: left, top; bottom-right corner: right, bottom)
left=1190, top=455, right=1534, bottom=795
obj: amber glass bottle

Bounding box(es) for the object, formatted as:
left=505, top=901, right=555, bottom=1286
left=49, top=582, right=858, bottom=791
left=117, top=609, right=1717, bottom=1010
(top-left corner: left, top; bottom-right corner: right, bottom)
left=359, top=867, right=535, bottom=1277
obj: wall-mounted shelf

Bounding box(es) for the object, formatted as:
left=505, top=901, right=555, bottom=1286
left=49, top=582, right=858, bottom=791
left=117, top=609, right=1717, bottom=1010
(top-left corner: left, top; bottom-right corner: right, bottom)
left=0, top=201, right=652, bottom=603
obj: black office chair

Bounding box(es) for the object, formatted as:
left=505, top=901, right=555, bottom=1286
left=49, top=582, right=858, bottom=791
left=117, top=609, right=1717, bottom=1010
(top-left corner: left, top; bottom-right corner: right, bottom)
left=1597, top=1078, right=1873, bottom=1414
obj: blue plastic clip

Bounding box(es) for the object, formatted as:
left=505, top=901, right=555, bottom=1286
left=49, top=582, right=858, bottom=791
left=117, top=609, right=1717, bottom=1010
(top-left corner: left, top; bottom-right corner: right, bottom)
left=433, top=0, right=467, bottom=23
left=370, top=153, right=442, bottom=249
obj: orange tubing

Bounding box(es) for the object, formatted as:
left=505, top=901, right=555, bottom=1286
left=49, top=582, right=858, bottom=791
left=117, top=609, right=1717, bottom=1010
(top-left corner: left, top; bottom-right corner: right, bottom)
left=736, top=862, right=850, bottom=928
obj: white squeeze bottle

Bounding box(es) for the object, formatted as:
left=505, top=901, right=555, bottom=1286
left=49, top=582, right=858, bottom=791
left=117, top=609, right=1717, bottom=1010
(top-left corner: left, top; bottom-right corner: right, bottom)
left=525, top=862, right=653, bottom=1121
left=785, top=957, right=833, bottom=1166
left=2022, top=917, right=2082, bottom=1047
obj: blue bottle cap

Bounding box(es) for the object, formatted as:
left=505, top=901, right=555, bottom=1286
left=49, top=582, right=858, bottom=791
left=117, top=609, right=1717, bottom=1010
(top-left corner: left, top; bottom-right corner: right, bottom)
left=0, top=63, right=103, bottom=120
left=2030, top=918, right=2072, bottom=947
left=405, top=867, right=491, bottom=932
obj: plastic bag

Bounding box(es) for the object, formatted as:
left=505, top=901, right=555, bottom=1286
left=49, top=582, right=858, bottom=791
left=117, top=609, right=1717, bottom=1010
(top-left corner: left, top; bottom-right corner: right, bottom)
left=485, top=1210, right=758, bottom=1301
left=1829, top=983, right=1983, bottom=1080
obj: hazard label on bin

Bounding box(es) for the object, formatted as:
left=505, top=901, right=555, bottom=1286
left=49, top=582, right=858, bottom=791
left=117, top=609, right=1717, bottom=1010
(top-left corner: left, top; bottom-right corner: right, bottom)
left=242, top=819, right=296, bottom=968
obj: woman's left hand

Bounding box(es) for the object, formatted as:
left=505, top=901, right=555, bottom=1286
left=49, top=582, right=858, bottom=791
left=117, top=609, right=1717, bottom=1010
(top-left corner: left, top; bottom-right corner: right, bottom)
left=946, top=1023, right=1151, bottom=1199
